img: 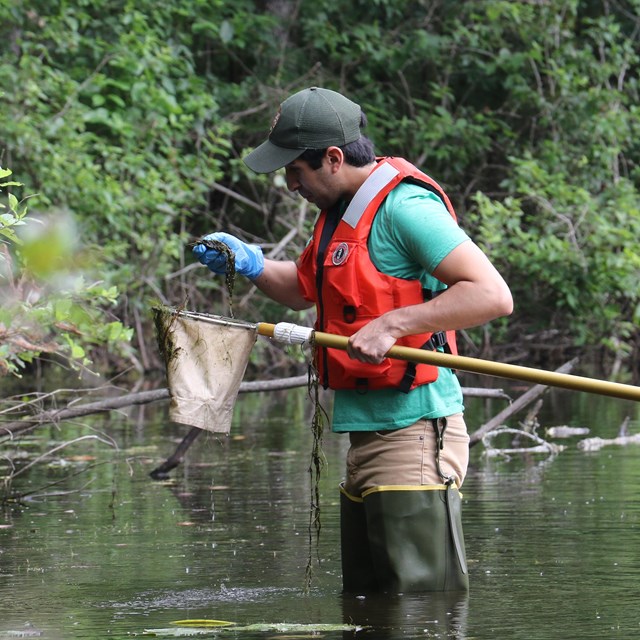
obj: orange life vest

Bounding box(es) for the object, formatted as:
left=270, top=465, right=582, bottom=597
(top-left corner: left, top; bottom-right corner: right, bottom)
left=297, top=156, right=458, bottom=392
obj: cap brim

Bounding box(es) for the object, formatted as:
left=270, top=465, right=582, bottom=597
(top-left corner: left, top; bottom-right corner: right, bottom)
left=243, top=139, right=304, bottom=174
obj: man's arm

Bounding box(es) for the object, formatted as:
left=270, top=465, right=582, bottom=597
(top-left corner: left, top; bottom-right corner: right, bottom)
left=252, top=258, right=314, bottom=311
left=346, top=240, right=513, bottom=363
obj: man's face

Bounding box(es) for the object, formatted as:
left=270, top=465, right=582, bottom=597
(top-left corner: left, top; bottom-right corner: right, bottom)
left=284, top=154, right=340, bottom=210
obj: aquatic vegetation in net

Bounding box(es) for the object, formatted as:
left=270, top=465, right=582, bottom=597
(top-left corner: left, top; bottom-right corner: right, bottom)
left=197, top=237, right=236, bottom=318
left=153, top=305, right=181, bottom=367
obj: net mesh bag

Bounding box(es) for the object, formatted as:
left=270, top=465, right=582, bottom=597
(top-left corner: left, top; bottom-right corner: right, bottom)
left=153, top=307, right=257, bottom=433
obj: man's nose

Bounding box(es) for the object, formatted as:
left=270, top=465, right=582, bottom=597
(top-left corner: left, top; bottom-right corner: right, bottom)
left=284, top=169, right=299, bottom=192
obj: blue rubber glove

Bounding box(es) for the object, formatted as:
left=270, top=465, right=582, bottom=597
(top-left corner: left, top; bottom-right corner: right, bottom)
left=193, top=232, right=265, bottom=280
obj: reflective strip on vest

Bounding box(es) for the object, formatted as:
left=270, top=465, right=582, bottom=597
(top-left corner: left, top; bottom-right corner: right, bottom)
left=342, top=162, right=400, bottom=229
left=296, top=157, right=458, bottom=391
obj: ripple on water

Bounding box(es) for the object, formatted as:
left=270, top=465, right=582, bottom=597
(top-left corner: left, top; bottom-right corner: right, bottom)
left=105, top=584, right=301, bottom=611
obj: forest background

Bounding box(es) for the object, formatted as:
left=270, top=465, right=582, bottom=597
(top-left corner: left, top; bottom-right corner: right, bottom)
left=2, top=0, right=640, bottom=391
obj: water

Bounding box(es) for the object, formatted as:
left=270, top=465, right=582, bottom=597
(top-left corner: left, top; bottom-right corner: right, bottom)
left=1, top=383, right=640, bottom=639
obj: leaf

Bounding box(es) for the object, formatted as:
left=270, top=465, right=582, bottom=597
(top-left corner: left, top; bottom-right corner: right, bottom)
left=237, top=623, right=362, bottom=632
left=143, top=629, right=212, bottom=637
left=0, top=227, right=22, bottom=244
left=171, top=620, right=234, bottom=627
left=64, top=335, right=86, bottom=359
left=144, top=622, right=363, bottom=636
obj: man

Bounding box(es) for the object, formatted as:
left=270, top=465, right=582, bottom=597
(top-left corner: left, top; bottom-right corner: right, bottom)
left=194, top=87, right=513, bottom=593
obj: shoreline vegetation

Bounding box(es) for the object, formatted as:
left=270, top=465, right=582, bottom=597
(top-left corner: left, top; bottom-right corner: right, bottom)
left=2, top=2, right=639, bottom=481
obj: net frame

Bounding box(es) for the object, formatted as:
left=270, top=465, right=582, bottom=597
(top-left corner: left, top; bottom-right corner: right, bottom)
left=154, top=307, right=258, bottom=433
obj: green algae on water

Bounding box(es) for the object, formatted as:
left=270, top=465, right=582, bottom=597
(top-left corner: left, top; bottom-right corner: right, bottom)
left=145, top=622, right=363, bottom=635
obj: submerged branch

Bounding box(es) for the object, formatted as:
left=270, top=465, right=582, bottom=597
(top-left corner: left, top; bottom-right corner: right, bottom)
left=577, top=416, right=639, bottom=451
left=9, top=435, right=117, bottom=480
left=578, top=432, right=640, bottom=451
left=482, top=426, right=565, bottom=458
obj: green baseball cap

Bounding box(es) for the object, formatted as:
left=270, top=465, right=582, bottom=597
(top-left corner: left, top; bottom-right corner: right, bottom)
left=243, top=87, right=362, bottom=174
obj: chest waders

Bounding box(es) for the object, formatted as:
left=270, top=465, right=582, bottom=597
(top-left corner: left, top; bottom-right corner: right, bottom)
left=340, top=418, right=469, bottom=593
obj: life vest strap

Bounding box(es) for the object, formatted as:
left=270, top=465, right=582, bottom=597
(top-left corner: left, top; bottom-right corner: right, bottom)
left=398, top=331, right=450, bottom=394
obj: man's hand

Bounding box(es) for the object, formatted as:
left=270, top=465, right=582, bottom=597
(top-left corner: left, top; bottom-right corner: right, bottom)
left=347, top=315, right=399, bottom=364
left=193, top=232, right=265, bottom=280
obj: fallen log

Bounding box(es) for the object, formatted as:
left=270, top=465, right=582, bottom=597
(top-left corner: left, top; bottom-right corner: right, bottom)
left=469, top=359, right=577, bottom=447
left=1, top=378, right=508, bottom=439
left=546, top=425, right=590, bottom=438
left=0, top=376, right=510, bottom=480
left=149, top=426, right=203, bottom=479
left=482, top=426, right=565, bottom=457
left=577, top=416, right=638, bottom=451
left=577, top=432, right=640, bottom=452
left=0, top=375, right=308, bottom=438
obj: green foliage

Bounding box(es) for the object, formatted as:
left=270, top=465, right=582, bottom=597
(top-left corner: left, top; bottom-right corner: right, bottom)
left=1, top=0, right=640, bottom=377
left=0, top=168, right=133, bottom=376
left=463, top=2, right=640, bottom=370
left=0, top=167, right=28, bottom=246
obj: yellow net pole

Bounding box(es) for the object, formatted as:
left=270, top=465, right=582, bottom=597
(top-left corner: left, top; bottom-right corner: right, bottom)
left=257, top=322, right=640, bottom=402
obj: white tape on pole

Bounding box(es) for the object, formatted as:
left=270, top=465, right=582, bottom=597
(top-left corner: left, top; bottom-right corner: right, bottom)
left=273, top=322, right=314, bottom=345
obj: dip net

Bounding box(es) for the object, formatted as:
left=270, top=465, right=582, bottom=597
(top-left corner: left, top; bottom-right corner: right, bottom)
left=153, top=304, right=327, bottom=592
left=153, top=307, right=257, bottom=433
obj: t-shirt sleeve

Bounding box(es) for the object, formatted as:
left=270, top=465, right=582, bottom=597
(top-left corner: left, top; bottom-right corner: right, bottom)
left=369, top=182, right=470, bottom=281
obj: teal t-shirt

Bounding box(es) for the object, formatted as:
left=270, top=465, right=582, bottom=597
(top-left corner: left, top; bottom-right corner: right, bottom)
left=331, top=181, right=470, bottom=433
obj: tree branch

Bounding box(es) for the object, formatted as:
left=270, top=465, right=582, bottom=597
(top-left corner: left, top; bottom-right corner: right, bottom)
left=469, top=359, right=577, bottom=447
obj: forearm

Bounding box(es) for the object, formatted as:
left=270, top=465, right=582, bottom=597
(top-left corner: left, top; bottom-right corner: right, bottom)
left=347, top=241, right=513, bottom=363
left=383, top=277, right=513, bottom=338
left=252, top=258, right=313, bottom=311
left=392, top=240, right=513, bottom=336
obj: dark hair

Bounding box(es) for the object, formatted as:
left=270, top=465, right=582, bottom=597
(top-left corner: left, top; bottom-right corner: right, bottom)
left=298, top=111, right=376, bottom=169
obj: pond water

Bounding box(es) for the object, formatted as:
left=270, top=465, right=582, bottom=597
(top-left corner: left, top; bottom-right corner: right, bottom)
left=1, top=381, right=639, bottom=639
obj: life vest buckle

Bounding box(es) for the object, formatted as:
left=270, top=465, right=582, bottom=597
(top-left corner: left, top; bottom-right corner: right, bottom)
left=424, top=331, right=448, bottom=351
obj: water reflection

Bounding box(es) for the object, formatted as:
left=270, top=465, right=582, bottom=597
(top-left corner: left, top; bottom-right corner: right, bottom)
left=341, top=591, right=469, bottom=638
left=2, top=387, right=640, bottom=638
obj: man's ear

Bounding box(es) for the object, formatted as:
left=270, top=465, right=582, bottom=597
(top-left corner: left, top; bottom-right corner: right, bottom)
left=325, top=146, right=344, bottom=173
